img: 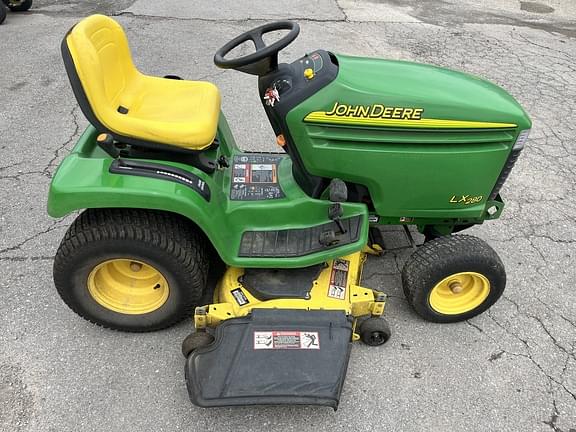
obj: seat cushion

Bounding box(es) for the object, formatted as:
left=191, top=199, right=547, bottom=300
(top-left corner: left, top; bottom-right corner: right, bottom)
left=110, top=76, right=221, bottom=149
left=65, top=14, right=221, bottom=150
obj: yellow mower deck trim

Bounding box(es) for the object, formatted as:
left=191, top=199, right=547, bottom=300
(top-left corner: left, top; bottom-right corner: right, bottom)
left=195, top=252, right=385, bottom=329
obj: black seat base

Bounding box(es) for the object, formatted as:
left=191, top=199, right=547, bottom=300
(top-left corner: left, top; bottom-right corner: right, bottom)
left=185, top=309, right=353, bottom=410
left=95, top=133, right=218, bottom=174
left=116, top=141, right=218, bottom=174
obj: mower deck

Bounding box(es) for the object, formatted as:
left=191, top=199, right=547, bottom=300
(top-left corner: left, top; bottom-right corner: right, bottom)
left=194, top=251, right=385, bottom=329
left=185, top=251, right=388, bottom=408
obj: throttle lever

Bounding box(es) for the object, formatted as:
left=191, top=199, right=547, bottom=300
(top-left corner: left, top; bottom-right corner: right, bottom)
left=328, top=179, right=348, bottom=235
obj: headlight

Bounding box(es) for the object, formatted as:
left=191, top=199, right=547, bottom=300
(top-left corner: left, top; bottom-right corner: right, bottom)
left=488, top=129, right=529, bottom=200
left=513, top=129, right=530, bottom=150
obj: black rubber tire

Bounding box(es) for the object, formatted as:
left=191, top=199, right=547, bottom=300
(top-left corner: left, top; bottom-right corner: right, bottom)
left=181, top=332, right=215, bottom=357
left=359, top=317, right=391, bottom=346
left=401, top=234, right=506, bottom=323
left=423, top=225, right=442, bottom=243
left=53, top=208, right=208, bottom=332
left=0, top=3, right=7, bottom=24
left=7, top=0, right=32, bottom=11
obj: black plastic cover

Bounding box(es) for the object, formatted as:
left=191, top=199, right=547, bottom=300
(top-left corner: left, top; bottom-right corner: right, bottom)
left=258, top=50, right=339, bottom=198
left=185, top=309, right=353, bottom=409
left=239, top=215, right=362, bottom=258
left=241, top=264, right=325, bottom=300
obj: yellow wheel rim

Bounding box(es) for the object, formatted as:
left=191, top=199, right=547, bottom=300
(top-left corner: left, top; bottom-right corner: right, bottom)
left=429, top=272, right=490, bottom=315
left=87, top=259, right=169, bottom=314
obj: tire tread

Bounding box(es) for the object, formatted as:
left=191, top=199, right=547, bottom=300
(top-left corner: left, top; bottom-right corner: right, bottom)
left=53, top=208, right=208, bottom=332
left=401, top=234, right=506, bottom=323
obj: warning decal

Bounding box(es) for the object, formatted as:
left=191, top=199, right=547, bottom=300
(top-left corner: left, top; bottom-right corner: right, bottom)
left=253, top=331, right=320, bottom=350
left=231, top=288, right=249, bottom=306
left=230, top=154, right=286, bottom=201
left=327, top=259, right=349, bottom=300
left=233, top=163, right=276, bottom=184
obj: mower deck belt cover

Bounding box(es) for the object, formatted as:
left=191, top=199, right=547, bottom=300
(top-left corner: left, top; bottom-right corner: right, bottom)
left=185, top=308, right=353, bottom=409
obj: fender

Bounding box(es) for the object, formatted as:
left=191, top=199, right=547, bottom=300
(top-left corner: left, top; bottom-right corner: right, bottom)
left=47, top=129, right=228, bottom=258
left=48, top=126, right=369, bottom=268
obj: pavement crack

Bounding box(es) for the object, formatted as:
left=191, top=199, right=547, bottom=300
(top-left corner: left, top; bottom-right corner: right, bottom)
left=560, top=341, right=574, bottom=383
left=542, top=399, right=563, bottom=432
left=193, top=69, right=229, bottom=83
left=334, top=0, right=349, bottom=22
left=466, top=320, right=484, bottom=333
left=0, top=170, right=46, bottom=181
left=390, top=252, right=405, bottom=274
left=502, top=296, right=576, bottom=361
left=42, top=106, right=80, bottom=178
left=514, top=32, right=573, bottom=61
left=488, top=350, right=505, bottom=362
left=0, top=256, right=54, bottom=262
left=0, top=161, right=24, bottom=172
left=113, top=12, right=348, bottom=23
left=487, top=311, right=576, bottom=402
left=0, top=222, right=62, bottom=255
left=535, top=298, right=576, bottom=330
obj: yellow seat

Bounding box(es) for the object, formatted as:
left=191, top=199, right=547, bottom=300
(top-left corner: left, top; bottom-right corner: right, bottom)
left=63, top=14, right=221, bottom=150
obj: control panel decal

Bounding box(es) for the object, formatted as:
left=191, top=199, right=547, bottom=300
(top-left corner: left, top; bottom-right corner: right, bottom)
left=230, top=154, right=286, bottom=201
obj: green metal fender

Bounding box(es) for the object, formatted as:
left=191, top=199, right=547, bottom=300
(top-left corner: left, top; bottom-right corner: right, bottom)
left=48, top=115, right=369, bottom=268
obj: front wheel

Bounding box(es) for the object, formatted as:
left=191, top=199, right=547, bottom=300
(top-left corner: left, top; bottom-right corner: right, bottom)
left=53, top=209, right=209, bottom=332
left=401, top=235, right=506, bottom=323
left=7, top=0, right=32, bottom=11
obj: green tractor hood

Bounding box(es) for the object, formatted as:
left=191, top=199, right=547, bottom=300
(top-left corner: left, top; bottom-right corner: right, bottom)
left=324, top=54, right=532, bottom=129
left=287, top=53, right=532, bottom=223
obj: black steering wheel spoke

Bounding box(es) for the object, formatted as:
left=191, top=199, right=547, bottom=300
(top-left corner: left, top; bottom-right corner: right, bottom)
left=250, top=30, right=266, bottom=51
left=214, top=21, right=300, bottom=76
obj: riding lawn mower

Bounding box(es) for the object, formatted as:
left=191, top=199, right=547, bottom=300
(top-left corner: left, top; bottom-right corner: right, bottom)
left=49, top=15, right=531, bottom=409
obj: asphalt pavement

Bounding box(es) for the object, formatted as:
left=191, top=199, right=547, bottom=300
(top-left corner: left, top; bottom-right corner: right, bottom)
left=0, top=0, right=575, bottom=431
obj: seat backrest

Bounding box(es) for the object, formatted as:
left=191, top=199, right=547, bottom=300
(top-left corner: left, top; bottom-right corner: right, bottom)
left=62, top=14, right=139, bottom=130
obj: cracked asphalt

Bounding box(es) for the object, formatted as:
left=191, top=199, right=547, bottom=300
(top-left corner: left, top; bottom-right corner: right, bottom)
left=1, top=0, right=575, bottom=431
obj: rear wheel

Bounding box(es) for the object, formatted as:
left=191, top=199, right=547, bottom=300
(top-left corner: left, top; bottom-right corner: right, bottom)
left=7, top=0, right=32, bottom=11
left=401, top=235, right=506, bottom=323
left=53, top=209, right=208, bottom=332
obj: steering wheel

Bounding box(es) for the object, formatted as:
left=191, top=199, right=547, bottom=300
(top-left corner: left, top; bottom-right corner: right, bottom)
left=214, top=21, right=300, bottom=76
